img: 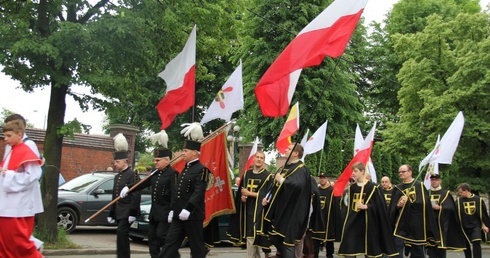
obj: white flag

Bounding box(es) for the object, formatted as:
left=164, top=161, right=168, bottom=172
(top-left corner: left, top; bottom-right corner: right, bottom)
left=300, top=129, right=310, bottom=148
left=423, top=162, right=439, bottom=190
left=201, top=61, right=244, bottom=125
left=419, top=135, right=440, bottom=171
left=304, top=120, right=328, bottom=155
left=419, top=111, right=465, bottom=169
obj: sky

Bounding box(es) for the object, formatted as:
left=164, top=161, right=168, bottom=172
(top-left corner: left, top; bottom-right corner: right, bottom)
left=1, top=0, right=487, bottom=134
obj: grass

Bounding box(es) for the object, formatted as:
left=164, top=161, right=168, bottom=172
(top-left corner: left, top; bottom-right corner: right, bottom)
left=33, top=228, right=81, bottom=249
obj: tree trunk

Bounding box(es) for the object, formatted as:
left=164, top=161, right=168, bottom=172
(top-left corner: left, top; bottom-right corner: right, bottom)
left=37, top=82, right=68, bottom=243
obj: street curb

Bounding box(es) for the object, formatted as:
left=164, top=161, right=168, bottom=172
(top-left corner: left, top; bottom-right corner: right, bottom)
left=43, top=248, right=148, bottom=256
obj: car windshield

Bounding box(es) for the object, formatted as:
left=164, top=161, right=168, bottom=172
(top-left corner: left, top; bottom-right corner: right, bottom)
left=59, top=173, right=110, bottom=193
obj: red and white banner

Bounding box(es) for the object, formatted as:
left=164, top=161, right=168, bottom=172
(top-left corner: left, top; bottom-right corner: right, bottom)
left=255, top=0, right=368, bottom=117
left=157, top=25, right=196, bottom=129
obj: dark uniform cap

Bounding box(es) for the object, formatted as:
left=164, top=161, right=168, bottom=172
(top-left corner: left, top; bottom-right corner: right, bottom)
left=184, top=140, right=201, bottom=151
left=319, top=173, right=327, bottom=178
left=114, top=151, right=128, bottom=160
left=154, top=148, right=172, bottom=158
left=430, top=173, right=441, bottom=179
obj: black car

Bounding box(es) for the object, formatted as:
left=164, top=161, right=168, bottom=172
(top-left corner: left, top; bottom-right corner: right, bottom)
left=57, top=171, right=150, bottom=233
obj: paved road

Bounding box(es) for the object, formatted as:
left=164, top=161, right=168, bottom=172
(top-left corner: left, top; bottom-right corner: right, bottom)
left=45, top=226, right=489, bottom=257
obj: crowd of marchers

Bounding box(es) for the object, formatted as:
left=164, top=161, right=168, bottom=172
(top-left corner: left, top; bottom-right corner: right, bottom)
left=227, top=143, right=490, bottom=258
left=108, top=139, right=489, bottom=258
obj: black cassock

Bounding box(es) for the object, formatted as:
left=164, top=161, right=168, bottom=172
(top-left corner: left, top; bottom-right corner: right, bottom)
left=227, top=168, right=270, bottom=245
left=429, top=188, right=467, bottom=250
left=456, top=194, right=490, bottom=243
left=312, top=184, right=335, bottom=242
left=264, top=161, right=312, bottom=246
left=338, top=181, right=398, bottom=257
left=388, top=180, right=440, bottom=246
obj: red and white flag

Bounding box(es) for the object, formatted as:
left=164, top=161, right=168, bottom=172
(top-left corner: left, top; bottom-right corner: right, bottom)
left=255, top=0, right=368, bottom=117
left=276, top=102, right=300, bottom=154
left=334, top=122, right=376, bottom=196
left=157, top=25, right=197, bottom=129
left=242, top=137, right=259, bottom=177
left=354, top=124, right=377, bottom=183
left=201, top=60, right=244, bottom=125
left=304, top=120, right=328, bottom=156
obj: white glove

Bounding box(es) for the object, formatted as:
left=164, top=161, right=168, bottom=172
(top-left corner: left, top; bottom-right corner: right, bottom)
left=179, top=209, right=191, bottom=221
left=168, top=211, right=173, bottom=223
left=107, top=217, right=115, bottom=223
left=119, top=186, right=129, bottom=198
left=128, top=216, right=136, bottom=223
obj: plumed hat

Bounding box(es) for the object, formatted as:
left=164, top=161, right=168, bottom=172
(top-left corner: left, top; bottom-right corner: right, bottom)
left=180, top=122, right=203, bottom=151
left=113, top=133, right=129, bottom=160
left=149, top=130, right=169, bottom=148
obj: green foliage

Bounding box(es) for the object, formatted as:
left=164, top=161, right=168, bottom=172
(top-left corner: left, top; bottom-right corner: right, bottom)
left=33, top=227, right=79, bottom=249
left=325, top=138, right=343, bottom=177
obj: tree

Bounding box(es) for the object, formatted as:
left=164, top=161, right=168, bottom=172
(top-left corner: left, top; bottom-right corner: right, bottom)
left=0, top=0, right=242, bottom=241
left=232, top=0, right=364, bottom=151
left=325, top=138, right=343, bottom=177
left=381, top=12, right=490, bottom=192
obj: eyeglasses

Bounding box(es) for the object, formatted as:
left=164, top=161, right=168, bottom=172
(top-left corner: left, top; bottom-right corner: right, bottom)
left=398, top=170, right=408, bottom=173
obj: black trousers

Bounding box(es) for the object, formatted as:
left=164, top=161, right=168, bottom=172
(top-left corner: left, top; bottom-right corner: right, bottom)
left=313, top=240, right=334, bottom=258
left=464, top=240, right=482, bottom=258
left=117, top=219, right=131, bottom=258
left=158, top=219, right=206, bottom=258
left=427, top=246, right=446, bottom=258
left=148, top=220, right=170, bottom=258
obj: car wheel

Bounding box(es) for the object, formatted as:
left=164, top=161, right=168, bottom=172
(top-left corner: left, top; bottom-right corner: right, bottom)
left=57, top=207, right=78, bottom=233
left=129, top=236, right=144, bottom=242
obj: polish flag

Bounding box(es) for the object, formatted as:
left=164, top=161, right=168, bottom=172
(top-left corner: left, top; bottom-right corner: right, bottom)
left=200, top=60, right=244, bottom=125
left=334, top=122, right=376, bottom=196
left=276, top=102, right=300, bottom=154
left=157, top=25, right=196, bottom=129
left=354, top=124, right=377, bottom=183
left=241, top=137, right=259, bottom=179
left=255, top=0, right=368, bottom=117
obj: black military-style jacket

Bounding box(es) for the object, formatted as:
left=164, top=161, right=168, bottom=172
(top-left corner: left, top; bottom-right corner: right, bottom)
left=170, top=159, right=210, bottom=221
left=131, top=166, right=178, bottom=222
left=109, top=167, right=141, bottom=220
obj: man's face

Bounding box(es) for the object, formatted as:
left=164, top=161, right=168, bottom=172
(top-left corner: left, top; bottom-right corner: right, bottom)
left=381, top=177, right=391, bottom=189
left=3, top=130, right=22, bottom=147
left=285, top=144, right=297, bottom=159
left=458, top=188, right=470, bottom=198
left=398, top=165, right=412, bottom=180
left=352, top=168, right=363, bottom=181
left=113, top=159, right=127, bottom=171
left=319, top=177, right=328, bottom=186
left=430, top=178, right=441, bottom=188
left=253, top=153, right=265, bottom=168
left=183, top=149, right=198, bottom=161
left=154, top=157, right=170, bottom=170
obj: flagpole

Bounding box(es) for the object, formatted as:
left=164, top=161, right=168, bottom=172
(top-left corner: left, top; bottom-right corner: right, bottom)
left=85, top=121, right=232, bottom=223
left=318, top=150, right=324, bottom=176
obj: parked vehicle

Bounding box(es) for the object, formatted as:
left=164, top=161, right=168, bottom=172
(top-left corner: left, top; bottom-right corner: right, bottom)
left=57, top=171, right=150, bottom=233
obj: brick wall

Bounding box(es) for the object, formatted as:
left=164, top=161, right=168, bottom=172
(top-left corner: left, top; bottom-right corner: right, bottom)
left=0, top=124, right=139, bottom=181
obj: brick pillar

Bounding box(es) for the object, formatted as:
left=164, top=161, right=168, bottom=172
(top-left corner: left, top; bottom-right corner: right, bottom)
left=109, top=124, right=139, bottom=166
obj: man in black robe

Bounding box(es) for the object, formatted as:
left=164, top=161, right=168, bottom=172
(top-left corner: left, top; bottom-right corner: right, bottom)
left=427, top=174, right=466, bottom=258
left=380, top=176, right=393, bottom=208
left=158, top=140, right=210, bottom=258
left=456, top=183, right=490, bottom=258
left=227, top=150, right=271, bottom=258
left=120, top=148, right=178, bottom=258
left=312, top=173, right=336, bottom=258
left=388, top=164, right=440, bottom=258
left=338, top=162, right=398, bottom=257
left=261, top=143, right=311, bottom=258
